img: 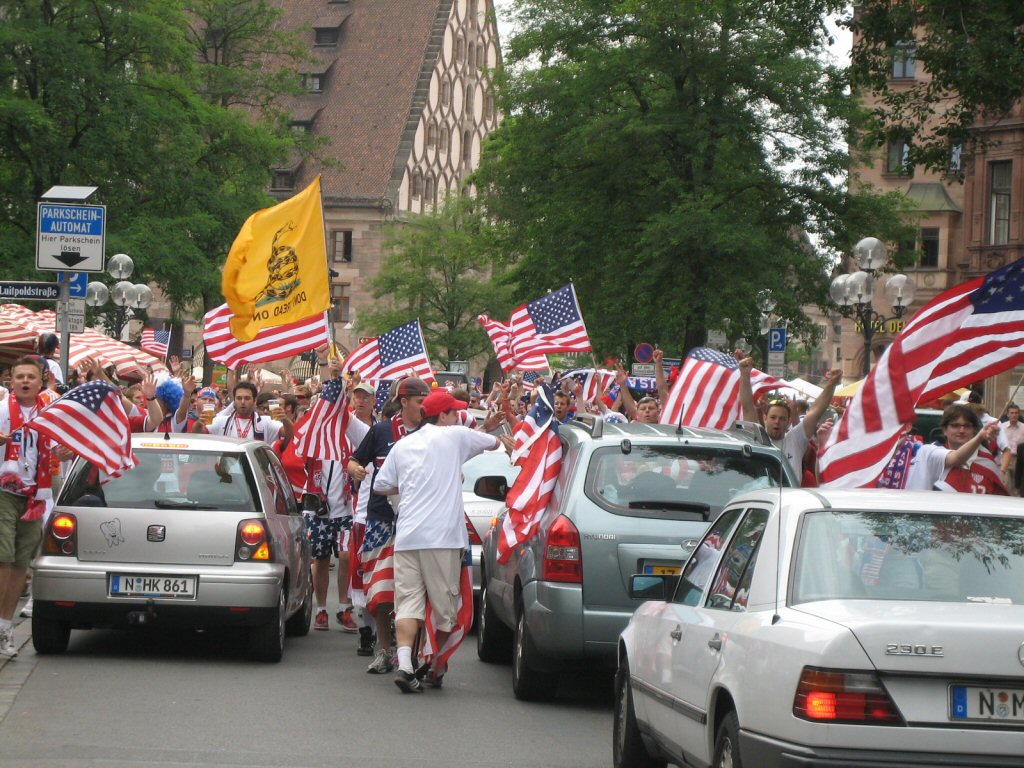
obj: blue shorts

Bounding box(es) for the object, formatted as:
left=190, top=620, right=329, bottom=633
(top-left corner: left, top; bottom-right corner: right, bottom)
left=305, top=515, right=346, bottom=560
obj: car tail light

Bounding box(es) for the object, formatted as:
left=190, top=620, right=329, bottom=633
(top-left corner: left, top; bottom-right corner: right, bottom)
left=235, top=520, right=272, bottom=562
left=543, top=515, right=582, bottom=583
left=466, top=519, right=483, bottom=546
left=44, top=513, right=77, bottom=556
left=793, top=667, right=903, bottom=725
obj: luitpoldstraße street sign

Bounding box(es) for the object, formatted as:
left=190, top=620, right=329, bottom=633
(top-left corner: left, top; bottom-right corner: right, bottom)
left=0, top=281, right=61, bottom=301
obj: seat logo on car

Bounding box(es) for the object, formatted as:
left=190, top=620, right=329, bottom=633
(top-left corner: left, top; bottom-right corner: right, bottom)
left=147, top=525, right=166, bottom=543
left=886, top=643, right=943, bottom=657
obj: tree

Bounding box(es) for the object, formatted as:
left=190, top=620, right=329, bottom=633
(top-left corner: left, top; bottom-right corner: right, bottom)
left=364, top=195, right=514, bottom=368
left=476, top=0, right=915, bottom=360
left=848, top=0, right=1024, bottom=172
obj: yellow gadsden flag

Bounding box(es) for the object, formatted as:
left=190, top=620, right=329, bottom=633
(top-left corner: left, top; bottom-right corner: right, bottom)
left=222, top=176, right=331, bottom=342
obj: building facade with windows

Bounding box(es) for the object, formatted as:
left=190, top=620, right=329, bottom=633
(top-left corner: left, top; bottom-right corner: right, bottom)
left=816, top=30, right=1024, bottom=410
left=269, top=0, right=502, bottom=355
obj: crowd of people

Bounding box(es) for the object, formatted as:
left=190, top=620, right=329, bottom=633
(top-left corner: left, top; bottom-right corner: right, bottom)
left=0, top=334, right=1017, bottom=680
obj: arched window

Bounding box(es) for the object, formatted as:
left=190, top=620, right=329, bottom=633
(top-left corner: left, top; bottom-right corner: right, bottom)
left=439, top=126, right=449, bottom=151
left=468, top=43, right=476, bottom=70
left=456, top=36, right=465, bottom=63
left=412, top=170, right=423, bottom=197
left=462, top=130, right=472, bottom=165
left=427, top=122, right=437, bottom=148
left=425, top=175, right=436, bottom=204
left=465, top=85, right=474, bottom=115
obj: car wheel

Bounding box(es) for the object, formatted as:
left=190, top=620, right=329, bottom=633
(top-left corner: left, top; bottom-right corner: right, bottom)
left=249, top=587, right=286, bottom=663
left=285, top=568, right=313, bottom=638
left=476, top=583, right=512, bottom=663
left=31, top=613, right=70, bottom=655
left=512, top=607, right=557, bottom=701
left=713, top=711, right=743, bottom=768
left=613, top=660, right=665, bottom=768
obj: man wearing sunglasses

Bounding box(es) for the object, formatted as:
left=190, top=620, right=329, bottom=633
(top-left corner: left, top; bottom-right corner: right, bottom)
left=905, top=403, right=1006, bottom=494
left=739, top=356, right=842, bottom=482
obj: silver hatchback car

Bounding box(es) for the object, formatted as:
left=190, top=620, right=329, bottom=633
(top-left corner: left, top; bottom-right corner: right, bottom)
left=477, top=418, right=795, bottom=700
left=32, top=434, right=313, bottom=662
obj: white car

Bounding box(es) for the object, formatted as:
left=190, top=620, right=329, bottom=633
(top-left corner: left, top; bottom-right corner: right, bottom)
left=615, top=488, right=1024, bottom=768
left=462, top=447, right=520, bottom=598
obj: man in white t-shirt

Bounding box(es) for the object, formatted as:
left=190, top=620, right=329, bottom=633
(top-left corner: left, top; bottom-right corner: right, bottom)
left=998, top=404, right=1024, bottom=495
left=210, top=381, right=292, bottom=445
left=739, top=356, right=841, bottom=482
left=373, top=389, right=512, bottom=693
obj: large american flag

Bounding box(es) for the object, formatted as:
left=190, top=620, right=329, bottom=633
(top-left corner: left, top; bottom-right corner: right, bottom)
left=362, top=521, right=395, bottom=615
left=497, top=384, right=563, bottom=564
left=422, top=553, right=474, bottom=679
left=293, top=378, right=349, bottom=461
left=508, top=284, right=592, bottom=363
left=659, top=348, right=785, bottom=430
left=203, top=303, right=330, bottom=368
left=341, top=320, right=435, bottom=383
left=140, top=328, right=170, bottom=358
left=26, top=380, right=135, bottom=477
left=478, top=314, right=549, bottom=372
left=820, top=257, right=1024, bottom=488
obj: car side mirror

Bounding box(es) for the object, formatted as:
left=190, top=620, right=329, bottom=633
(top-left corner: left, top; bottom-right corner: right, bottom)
left=630, top=574, right=679, bottom=601
left=474, top=475, right=509, bottom=502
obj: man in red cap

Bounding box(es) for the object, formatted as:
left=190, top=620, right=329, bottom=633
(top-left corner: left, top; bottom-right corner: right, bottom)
left=348, top=376, right=430, bottom=674
left=374, top=388, right=513, bottom=693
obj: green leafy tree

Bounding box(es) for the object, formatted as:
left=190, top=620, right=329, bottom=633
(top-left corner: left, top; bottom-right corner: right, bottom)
left=849, top=0, right=1024, bottom=172
left=476, top=0, right=915, bottom=359
left=364, top=195, right=514, bottom=368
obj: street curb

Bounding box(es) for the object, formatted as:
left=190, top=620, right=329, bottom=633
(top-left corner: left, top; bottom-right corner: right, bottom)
left=0, top=599, right=32, bottom=674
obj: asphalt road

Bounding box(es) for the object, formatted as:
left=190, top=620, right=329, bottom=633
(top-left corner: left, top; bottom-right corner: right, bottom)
left=0, top=596, right=613, bottom=768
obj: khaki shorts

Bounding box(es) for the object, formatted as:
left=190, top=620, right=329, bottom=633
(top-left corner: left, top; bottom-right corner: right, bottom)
left=394, top=548, right=462, bottom=631
left=0, top=491, right=43, bottom=569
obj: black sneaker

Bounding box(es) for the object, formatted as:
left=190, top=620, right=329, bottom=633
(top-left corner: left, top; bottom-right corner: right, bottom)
left=357, top=626, right=375, bottom=657
left=394, top=669, right=423, bottom=694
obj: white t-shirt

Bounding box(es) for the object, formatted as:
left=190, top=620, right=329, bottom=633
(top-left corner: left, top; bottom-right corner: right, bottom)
left=210, top=411, right=282, bottom=445
left=373, top=424, right=497, bottom=551
left=904, top=443, right=951, bottom=491
left=998, top=421, right=1024, bottom=454
left=318, top=417, right=372, bottom=520
left=44, top=358, right=64, bottom=385
left=0, top=400, right=41, bottom=488
left=771, top=426, right=809, bottom=480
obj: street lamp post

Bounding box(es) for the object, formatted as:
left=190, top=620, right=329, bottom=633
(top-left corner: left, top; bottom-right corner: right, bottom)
left=830, top=237, right=916, bottom=377
left=84, top=253, right=152, bottom=341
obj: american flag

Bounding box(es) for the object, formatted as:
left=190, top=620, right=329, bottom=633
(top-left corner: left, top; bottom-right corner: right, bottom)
left=521, top=371, right=541, bottom=393
left=26, top=380, right=135, bottom=477
left=362, top=521, right=395, bottom=615
left=509, top=285, right=592, bottom=363
left=374, top=380, right=393, bottom=415
left=140, top=328, right=170, bottom=358
left=203, top=303, right=330, bottom=368
left=820, top=257, right=1024, bottom=488
left=293, top=378, right=349, bottom=461
left=659, top=348, right=785, bottom=430
left=341, top=320, right=435, bottom=383
left=478, top=314, right=549, bottom=372
left=497, top=384, right=563, bottom=564
left=564, top=368, right=615, bottom=402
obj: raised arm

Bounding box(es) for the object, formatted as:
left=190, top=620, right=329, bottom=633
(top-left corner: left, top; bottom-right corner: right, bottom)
left=800, top=368, right=842, bottom=440
left=736, top=350, right=759, bottom=423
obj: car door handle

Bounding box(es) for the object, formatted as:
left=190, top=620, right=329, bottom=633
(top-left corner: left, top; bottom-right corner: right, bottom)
left=669, top=625, right=682, bottom=641
left=708, top=633, right=723, bottom=651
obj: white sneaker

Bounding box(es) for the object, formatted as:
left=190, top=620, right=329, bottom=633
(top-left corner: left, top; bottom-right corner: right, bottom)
left=19, top=598, right=32, bottom=618
left=0, top=629, right=18, bottom=658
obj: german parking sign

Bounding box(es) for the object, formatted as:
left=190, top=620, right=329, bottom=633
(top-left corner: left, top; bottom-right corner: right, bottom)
left=768, top=327, right=787, bottom=352
left=36, top=203, right=106, bottom=272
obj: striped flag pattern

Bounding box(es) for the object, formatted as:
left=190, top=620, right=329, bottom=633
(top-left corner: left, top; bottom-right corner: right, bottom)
left=422, top=554, right=474, bottom=679
left=659, top=348, right=785, bottom=429
left=508, top=284, right=592, bottom=362
left=140, top=328, right=170, bottom=358
left=293, top=378, right=349, bottom=461
left=341, top=320, right=435, bottom=383
left=203, top=303, right=330, bottom=368
left=497, top=384, right=563, bottom=564
left=819, top=257, right=1024, bottom=488
left=27, top=380, right=135, bottom=477
left=478, top=314, right=549, bottom=372
left=363, top=522, right=396, bottom=615
left=564, top=368, right=615, bottom=403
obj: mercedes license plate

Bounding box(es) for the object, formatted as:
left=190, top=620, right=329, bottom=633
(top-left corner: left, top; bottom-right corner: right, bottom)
left=110, top=575, right=196, bottom=599
left=950, top=685, right=1024, bottom=723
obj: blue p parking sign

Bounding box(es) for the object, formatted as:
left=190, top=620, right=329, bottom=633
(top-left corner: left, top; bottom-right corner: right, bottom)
left=768, top=327, right=787, bottom=352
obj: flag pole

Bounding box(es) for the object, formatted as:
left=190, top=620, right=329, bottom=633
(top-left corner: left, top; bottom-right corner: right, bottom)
left=999, top=369, right=1024, bottom=418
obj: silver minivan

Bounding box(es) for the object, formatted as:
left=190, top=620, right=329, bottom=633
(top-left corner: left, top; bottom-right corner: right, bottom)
left=477, top=418, right=796, bottom=700
left=32, top=434, right=313, bottom=662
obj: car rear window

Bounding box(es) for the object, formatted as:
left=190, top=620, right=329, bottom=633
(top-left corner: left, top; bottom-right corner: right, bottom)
left=792, top=510, right=1024, bottom=605
left=585, top=445, right=787, bottom=521
left=59, top=448, right=261, bottom=512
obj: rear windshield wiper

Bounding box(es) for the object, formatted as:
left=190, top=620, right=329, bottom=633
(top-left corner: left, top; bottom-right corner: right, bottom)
left=154, top=500, right=218, bottom=510
left=628, top=500, right=711, bottom=518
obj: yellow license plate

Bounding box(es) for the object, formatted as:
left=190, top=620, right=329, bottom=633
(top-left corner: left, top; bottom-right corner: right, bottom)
left=644, top=565, right=681, bottom=576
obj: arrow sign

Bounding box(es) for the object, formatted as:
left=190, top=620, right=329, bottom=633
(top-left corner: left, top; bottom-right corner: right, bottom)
left=36, top=202, right=106, bottom=272
left=58, top=271, right=89, bottom=298
left=55, top=250, right=88, bottom=269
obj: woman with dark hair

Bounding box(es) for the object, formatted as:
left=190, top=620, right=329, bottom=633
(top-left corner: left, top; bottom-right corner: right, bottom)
left=904, top=403, right=1006, bottom=494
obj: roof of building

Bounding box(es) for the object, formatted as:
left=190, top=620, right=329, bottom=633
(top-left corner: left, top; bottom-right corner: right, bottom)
left=277, top=0, right=447, bottom=205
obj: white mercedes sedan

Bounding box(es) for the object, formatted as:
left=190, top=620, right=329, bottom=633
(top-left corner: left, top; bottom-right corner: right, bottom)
left=615, top=488, right=1024, bottom=768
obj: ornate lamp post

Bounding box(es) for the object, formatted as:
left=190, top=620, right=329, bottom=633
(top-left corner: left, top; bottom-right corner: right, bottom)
left=830, top=237, right=916, bottom=377
left=84, top=253, right=152, bottom=340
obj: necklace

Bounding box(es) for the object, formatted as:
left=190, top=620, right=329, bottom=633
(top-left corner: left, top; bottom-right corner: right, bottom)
left=235, top=415, right=255, bottom=439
